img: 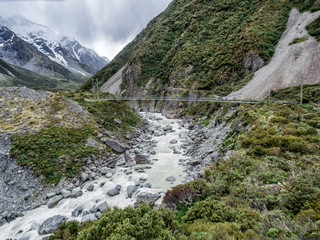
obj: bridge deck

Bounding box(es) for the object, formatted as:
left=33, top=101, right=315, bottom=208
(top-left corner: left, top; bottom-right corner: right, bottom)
left=86, top=97, right=299, bottom=105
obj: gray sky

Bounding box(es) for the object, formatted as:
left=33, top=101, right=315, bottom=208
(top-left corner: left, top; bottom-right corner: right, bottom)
left=0, top=0, right=171, bottom=59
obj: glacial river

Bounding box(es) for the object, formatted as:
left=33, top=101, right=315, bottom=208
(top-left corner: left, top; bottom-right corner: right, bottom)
left=0, top=112, right=190, bottom=240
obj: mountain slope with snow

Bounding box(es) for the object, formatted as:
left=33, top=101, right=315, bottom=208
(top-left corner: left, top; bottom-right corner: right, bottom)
left=0, top=15, right=109, bottom=75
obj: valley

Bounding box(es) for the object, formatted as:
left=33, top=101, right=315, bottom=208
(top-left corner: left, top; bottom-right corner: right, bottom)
left=0, top=0, right=320, bottom=239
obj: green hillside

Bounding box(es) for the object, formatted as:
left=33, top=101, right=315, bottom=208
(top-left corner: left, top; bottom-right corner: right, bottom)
left=82, top=0, right=319, bottom=96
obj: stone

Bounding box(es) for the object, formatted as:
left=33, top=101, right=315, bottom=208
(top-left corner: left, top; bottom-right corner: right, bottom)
left=134, top=151, right=150, bottom=164
left=72, top=206, right=83, bottom=217
left=166, top=176, right=176, bottom=182
left=86, top=137, right=100, bottom=148
left=179, top=131, right=187, bottom=138
left=106, top=173, right=113, bottom=178
left=144, top=183, right=152, bottom=188
left=61, top=189, right=71, bottom=198
left=127, top=185, right=139, bottom=198
left=38, top=215, right=67, bottom=235
left=87, top=184, right=94, bottom=192
left=114, top=118, right=122, bottom=125
left=95, top=212, right=102, bottom=219
left=104, top=139, right=125, bottom=153
left=115, top=185, right=122, bottom=191
left=71, top=187, right=82, bottom=198
left=107, top=189, right=120, bottom=197
left=90, top=206, right=98, bottom=213
left=163, top=125, right=173, bottom=131
left=170, top=139, right=178, bottom=144
left=47, top=195, right=63, bottom=209
left=125, top=151, right=136, bottom=166
left=97, top=201, right=108, bottom=212
left=81, top=172, right=89, bottom=182
left=80, top=214, right=98, bottom=224
left=136, top=192, right=161, bottom=204
left=173, top=149, right=181, bottom=154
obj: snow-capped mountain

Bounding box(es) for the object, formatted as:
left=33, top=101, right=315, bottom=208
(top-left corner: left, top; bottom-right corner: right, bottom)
left=0, top=25, right=83, bottom=85
left=0, top=15, right=109, bottom=75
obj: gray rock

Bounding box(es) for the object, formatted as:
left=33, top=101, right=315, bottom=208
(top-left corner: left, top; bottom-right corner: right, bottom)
left=127, top=185, right=139, bottom=198
left=70, top=187, right=82, bottom=198
left=166, top=176, right=176, bottom=182
left=125, top=151, right=136, bottom=166
left=38, top=215, right=67, bottom=235
left=106, top=173, right=113, bottom=178
left=95, top=212, right=102, bottom=219
left=47, top=195, right=63, bottom=209
left=86, top=137, right=100, bottom=148
left=87, top=184, right=94, bottom=192
left=18, top=236, right=30, bottom=240
left=81, top=172, right=89, bottom=182
left=104, top=139, right=125, bottom=153
left=136, top=192, right=161, bottom=204
left=170, top=139, right=178, bottom=144
left=97, top=201, right=108, bottom=212
left=80, top=214, right=98, bottom=224
left=180, top=131, right=188, bottom=139
left=72, top=206, right=83, bottom=217
left=107, top=189, right=120, bottom=197
left=61, top=189, right=71, bottom=198
left=134, top=151, right=150, bottom=164
left=173, top=149, right=181, bottom=154
left=163, top=125, right=173, bottom=131
left=115, top=185, right=122, bottom=191
left=144, top=183, right=152, bottom=188
left=90, top=206, right=98, bottom=213
left=82, top=210, right=90, bottom=216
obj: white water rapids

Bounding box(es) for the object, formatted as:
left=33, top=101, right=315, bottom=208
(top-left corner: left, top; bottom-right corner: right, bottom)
left=0, top=112, right=190, bottom=240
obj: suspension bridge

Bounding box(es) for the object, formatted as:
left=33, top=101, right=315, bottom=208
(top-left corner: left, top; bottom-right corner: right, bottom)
left=85, top=96, right=300, bottom=105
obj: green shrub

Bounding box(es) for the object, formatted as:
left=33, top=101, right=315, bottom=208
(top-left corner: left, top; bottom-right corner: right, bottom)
left=11, top=125, right=96, bottom=184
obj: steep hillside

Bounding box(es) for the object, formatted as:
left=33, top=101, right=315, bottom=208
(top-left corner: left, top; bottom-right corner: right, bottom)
left=82, top=0, right=320, bottom=100
left=0, top=58, right=80, bottom=90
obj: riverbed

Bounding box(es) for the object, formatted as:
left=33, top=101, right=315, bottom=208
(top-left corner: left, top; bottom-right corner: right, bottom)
left=0, top=112, right=191, bottom=240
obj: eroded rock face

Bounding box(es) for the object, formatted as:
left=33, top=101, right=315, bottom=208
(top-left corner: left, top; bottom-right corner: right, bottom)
left=38, top=215, right=67, bottom=235
left=244, top=51, right=264, bottom=73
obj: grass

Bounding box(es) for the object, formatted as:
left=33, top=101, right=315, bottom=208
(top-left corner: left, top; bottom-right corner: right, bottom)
left=62, top=91, right=141, bottom=135
left=11, top=125, right=97, bottom=184
left=289, top=36, right=309, bottom=45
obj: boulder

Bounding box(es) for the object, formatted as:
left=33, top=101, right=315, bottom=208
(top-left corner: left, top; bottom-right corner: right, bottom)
left=134, top=151, right=150, bottom=164
left=125, top=151, right=136, bottom=166
left=166, top=176, right=176, bottom=182
left=104, top=139, right=125, bottom=153
left=61, top=189, right=71, bottom=198
left=179, top=131, right=187, bottom=138
left=70, top=187, right=83, bottom=198
left=127, top=185, right=139, bottom=198
left=72, top=206, right=83, bottom=217
left=38, top=215, right=67, bottom=235
left=80, top=214, right=98, bottom=224
left=107, top=189, right=120, bottom=197
left=81, top=172, right=89, bottom=182
left=89, top=206, right=98, bottom=213
left=163, top=125, right=173, bottom=131
left=97, top=201, right=108, bottom=212
left=87, top=184, right=94, bottom=192
left=86, top=137, right=100, bottom=148
left=170, top=139, right=178, bottom=144
left=136, top=192, right=161, bottom=204
left=47, top=195, right=63, bottom=209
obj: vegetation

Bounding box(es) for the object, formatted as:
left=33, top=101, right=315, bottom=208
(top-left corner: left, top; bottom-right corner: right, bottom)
left=11, top=125, right=97, bottom=184
left=289, top=36, right=309, bottom=45
left=270, top=82, right=320, bottom=103
left=307, top=15, right=320, bottom=42
left=62, top=91, right=141, bottom=135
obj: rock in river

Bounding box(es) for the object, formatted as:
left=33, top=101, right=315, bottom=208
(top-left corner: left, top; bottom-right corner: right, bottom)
left=38, top=215, right=67, bottom=235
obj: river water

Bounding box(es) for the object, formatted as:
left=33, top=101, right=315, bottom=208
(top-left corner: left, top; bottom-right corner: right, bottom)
left=0, top=112, right=190, bottom=240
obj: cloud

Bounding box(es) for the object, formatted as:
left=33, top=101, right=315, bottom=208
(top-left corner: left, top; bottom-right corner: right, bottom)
left=0, top=0, right=171, bottom=59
